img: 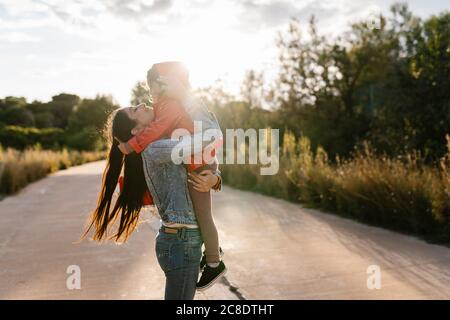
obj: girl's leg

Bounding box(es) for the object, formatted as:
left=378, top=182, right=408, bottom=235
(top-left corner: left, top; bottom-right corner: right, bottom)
left=188, top=162, right=221, bottom=264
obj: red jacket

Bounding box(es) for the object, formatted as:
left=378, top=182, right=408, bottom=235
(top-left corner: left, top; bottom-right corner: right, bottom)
left=127, top=97, right=194, bottom=154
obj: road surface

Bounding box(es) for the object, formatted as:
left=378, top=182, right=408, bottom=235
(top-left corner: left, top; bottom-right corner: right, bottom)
left=1, top=161, right=450, bottom=299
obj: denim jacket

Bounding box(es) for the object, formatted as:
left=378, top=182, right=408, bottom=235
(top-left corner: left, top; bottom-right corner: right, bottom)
left=141, top=96, right=222, bottom=225
left=183, top=96, right=222, bottom=135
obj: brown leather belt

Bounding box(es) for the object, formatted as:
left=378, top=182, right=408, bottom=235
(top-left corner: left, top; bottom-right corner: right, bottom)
left=162, top=227, right=179, bottom=234
left=161, top=226, right=199, bottom=235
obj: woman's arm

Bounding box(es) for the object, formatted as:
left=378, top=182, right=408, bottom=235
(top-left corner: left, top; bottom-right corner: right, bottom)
left=187, top=169, right=221, bottom=192
left=143, top=133, right=220, bottom=164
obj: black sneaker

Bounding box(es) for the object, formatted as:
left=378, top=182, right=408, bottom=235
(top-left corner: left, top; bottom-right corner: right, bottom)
left=199, top=247, right=224, bottom=271
left=196, top=260, right=227, bottom=291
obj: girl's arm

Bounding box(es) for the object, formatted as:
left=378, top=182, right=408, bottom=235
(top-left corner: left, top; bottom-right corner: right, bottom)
left=124, top=100, right=185, bottom=154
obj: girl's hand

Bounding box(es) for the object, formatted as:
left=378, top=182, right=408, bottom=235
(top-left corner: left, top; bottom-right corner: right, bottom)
left=188, top=170, right=219, bottom=192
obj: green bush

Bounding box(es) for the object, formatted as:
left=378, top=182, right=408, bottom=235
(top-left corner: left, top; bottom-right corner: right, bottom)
left=66, top=126, right=103, bottom=151
left=0, top=125, right=64, bottom=150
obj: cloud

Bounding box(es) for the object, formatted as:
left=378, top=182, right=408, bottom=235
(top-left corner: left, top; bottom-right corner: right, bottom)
left=33, top=0, right=102, bottom=29
left=0, top=3, right=7, bottom=16
left=15, top=0, right=177, bottom=37
left=0, top=31, right=40, bottom=42
left=235, top=0, right=381, bottom=35
left=233, top=0, right=349, bottom=34
left=240, top=0, right=303, bottom=29
left=2, top=0, right=445, bottom=107
left=102, top=0, right=174, bottom=19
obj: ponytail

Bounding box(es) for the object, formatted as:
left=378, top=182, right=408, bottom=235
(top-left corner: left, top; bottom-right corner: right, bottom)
left=81, top=109, right=147, bottom=243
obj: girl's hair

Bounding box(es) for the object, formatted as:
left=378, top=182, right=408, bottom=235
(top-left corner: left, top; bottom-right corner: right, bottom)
left=147, top=65, right=159, bottom=85
left=81, top=108, right=148, bottom=243
left=147, top=62, right=191, bottom=89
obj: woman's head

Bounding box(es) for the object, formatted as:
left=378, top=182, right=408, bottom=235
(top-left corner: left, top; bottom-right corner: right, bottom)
left=81, top=108, right=149, bottom=243
left=113, top=104, right=154, bottom=140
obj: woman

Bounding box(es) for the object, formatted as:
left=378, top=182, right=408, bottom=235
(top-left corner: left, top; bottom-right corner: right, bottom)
left=116, top=62, right=227, bottom=291
left=81, top=71, right=222, bottom=300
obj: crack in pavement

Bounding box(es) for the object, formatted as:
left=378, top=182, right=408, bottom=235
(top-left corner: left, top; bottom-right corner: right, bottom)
left=220, top=276, right=247, bottom=300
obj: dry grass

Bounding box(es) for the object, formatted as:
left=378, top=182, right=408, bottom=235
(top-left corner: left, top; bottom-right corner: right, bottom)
left=222, top=133, right=450, bottom=243
left=0, top=145, right=105, bottom=195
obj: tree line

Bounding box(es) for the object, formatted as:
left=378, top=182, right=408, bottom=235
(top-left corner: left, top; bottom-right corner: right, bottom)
left=187, top=3, right=449, bottom=163
left=2, top=3, right=448, bottom=163
left=0, top=94, right=119, bottom=150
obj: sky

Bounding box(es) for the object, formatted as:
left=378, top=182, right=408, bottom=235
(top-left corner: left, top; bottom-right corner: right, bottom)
left=0, top=0, right=448, bottom=106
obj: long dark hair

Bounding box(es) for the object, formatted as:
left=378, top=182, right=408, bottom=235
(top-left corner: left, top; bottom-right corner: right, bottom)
left=81, top=108, right=148, bottom=243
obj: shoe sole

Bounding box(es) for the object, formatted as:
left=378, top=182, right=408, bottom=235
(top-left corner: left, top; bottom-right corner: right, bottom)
left=196, top=268, right=227, bottom=292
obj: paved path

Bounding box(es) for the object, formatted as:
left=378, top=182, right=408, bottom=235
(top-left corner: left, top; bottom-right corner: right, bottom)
left=1, top=161, right=450, bottom=299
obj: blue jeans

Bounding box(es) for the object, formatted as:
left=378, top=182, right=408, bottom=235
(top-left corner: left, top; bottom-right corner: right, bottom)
left=155, top=227, right=203, bottom=300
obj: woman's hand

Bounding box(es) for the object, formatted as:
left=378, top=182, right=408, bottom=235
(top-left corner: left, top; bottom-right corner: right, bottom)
left=188, top=170, right=219, bottom=192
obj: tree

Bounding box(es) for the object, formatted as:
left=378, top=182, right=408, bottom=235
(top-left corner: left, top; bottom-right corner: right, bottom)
left=274, top=17, right=374, bottom=157
left=48, top=93, right=80, bottom=128
left=240, top=70, right=265, bottom=109
left=66, top=127, right=103, bottom=151
left=272, top=3, right=449, bottom=160
left=0, top=107, right=35, bottom=127
left=68, top=95, right=119, bottom=132
left=0, top=96, right=27, bottom=109
left=368, top=5, right=450, bottom=159
left=23, top=94, right=80, bottom=129
left=0, top=96, right=35, bottom=126
left=130, top=81, right=151, bottom=106
left=194, top=79, right=235, bottom=111
left=34, top=112, right=55, bottom=128
left=67, top=95, right=119, bottom=150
